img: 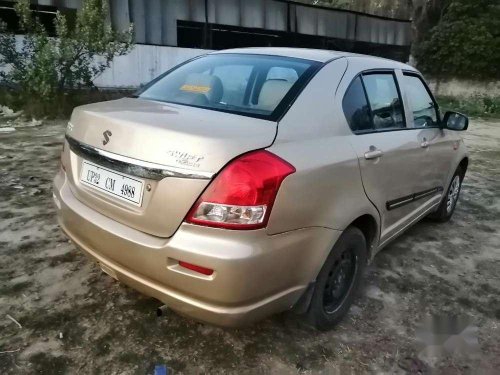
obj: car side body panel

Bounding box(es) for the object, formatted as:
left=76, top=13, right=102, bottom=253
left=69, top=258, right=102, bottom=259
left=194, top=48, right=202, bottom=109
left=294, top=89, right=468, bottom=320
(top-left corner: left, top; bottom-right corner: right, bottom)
left=335, top=57, right=468, bottom=250
left=268, top=58, right=381, bottom=261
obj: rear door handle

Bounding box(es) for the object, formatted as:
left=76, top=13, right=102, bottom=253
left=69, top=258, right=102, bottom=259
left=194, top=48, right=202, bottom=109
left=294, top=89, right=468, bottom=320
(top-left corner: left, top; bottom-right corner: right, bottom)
left=364, top=148, right=384, bottom=160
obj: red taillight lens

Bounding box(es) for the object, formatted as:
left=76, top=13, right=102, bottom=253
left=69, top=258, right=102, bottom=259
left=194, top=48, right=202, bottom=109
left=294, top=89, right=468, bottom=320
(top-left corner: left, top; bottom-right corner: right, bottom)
left=185, top=150, right=295, bottom=230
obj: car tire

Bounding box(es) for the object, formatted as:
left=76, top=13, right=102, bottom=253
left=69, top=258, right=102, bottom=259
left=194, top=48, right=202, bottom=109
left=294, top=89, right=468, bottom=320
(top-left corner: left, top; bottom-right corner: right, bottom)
left=428, top=167, right=463, bottom=222
left=306, top=226, right=367, bottom=331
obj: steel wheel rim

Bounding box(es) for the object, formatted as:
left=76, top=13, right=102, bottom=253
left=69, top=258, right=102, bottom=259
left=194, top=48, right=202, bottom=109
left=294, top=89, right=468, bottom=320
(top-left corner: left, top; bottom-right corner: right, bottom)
left=323, top=248, right=357, bottom=314
left=446, top=175, right=461, bottom=214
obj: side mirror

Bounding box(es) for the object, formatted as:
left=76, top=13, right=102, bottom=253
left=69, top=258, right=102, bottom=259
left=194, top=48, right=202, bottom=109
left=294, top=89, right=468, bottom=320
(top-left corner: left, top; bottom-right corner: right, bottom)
left=442, top=111, right=469, bottom=131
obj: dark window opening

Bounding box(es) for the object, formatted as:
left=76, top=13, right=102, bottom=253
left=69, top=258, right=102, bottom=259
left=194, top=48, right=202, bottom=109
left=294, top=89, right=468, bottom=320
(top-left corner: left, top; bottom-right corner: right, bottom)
left=177, top=21, right=205, bottom=49
left=176, top=20, right=410, bottom=62
left=0, top=1, right=76, bottom=36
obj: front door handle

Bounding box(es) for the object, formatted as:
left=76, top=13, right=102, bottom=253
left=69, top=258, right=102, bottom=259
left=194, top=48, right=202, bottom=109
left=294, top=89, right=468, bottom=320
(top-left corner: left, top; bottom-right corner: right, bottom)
left=364, top=148, right=384, bottom=160
left=421, top=138, right=429, bottom=148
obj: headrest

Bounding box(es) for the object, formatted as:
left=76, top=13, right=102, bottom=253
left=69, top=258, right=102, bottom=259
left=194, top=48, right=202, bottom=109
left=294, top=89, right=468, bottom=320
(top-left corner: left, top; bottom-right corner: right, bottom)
left=256, top=79, right=293, bottom=112
left=178, top=73, right=223, bottom=104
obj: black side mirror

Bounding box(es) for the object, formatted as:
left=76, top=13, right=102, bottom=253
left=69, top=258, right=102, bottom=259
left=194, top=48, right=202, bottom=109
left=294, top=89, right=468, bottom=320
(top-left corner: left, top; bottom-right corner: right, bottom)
left=442, top=111, right=469, bottom=131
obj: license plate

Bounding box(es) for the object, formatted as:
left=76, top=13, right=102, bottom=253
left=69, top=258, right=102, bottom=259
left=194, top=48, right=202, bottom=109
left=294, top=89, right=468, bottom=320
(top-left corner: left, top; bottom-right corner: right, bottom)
left=80, top=161, right=144, bottom=206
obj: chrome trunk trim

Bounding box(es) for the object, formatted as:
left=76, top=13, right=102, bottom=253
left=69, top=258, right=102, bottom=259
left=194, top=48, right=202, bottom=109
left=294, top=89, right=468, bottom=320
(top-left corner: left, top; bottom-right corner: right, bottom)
left=65, top=135, right=214, bottom=180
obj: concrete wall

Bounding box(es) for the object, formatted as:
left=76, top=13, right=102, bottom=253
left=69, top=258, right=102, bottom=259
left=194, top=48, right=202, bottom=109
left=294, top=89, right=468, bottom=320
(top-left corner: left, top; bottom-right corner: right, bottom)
left=428, top=79, right=500, bottom=98
left=93, top=45, right=212, bottom=88
left=2, top=35, right=209, bottom=88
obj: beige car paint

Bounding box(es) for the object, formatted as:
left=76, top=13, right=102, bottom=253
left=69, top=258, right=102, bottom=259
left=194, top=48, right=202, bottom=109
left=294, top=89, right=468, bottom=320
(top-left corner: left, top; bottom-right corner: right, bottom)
left=66, top=99, right=277, bottom=237
left=53, top=48, right=468, bottom=326
left=54, top=167, right=342, bottom=326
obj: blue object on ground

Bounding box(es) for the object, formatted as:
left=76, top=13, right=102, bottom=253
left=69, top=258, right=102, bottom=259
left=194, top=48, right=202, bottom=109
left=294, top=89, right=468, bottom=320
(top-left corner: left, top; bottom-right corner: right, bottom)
left=154, top=364, right=168, bottom=375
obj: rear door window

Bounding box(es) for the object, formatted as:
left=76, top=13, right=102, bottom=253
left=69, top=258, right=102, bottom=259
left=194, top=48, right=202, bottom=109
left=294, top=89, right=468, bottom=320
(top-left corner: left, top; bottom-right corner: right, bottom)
left=342, top=72, right=407, bottom=133
left=362, top=73, right=406, bottom=130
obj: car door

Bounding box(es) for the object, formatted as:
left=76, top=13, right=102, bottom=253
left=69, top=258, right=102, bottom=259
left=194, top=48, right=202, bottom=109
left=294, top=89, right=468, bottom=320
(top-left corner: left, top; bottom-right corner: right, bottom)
left=343, top=70, right=437, bottom=245
left=400, top=73, right=458, bottom=191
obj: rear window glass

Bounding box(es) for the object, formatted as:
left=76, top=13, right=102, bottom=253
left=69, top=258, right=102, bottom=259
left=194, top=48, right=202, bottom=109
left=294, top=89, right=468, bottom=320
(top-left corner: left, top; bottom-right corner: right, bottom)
left=136, top=54, right=320, bottom=120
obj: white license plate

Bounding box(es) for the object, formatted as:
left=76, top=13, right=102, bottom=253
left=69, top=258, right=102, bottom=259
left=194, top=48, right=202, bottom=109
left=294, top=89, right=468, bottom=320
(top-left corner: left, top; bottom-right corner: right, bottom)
left=80, top=161, right=144, bottom=206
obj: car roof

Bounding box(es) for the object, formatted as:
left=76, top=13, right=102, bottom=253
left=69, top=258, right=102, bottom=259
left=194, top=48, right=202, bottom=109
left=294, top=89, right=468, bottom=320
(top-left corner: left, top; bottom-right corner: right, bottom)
left=211, top=47, right=414, bottom=70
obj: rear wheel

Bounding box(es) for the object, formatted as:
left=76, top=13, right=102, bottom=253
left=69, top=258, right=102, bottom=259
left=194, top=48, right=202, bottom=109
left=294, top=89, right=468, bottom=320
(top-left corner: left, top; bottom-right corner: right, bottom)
left=428, top=167, right=463, bottom=222
left=306, top=226, right=367, bottom=330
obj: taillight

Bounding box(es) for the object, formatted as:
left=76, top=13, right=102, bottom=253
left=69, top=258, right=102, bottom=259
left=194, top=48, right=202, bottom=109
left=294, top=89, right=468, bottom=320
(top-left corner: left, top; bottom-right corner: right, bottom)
left=185, top=150, right=295, bottom=230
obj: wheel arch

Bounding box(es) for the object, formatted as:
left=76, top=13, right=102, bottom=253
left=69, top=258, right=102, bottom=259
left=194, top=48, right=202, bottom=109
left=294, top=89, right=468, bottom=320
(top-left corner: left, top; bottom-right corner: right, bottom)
left=458, top=157, right=469, bottom=180
left=348, top=214, right=379, bottom=260
left=292, top=214, right=378, bottom=315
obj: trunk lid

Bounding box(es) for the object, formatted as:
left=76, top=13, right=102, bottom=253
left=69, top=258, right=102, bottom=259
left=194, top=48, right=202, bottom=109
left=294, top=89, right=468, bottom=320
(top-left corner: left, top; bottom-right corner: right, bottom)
left=65, top=98, right=277, bottom=237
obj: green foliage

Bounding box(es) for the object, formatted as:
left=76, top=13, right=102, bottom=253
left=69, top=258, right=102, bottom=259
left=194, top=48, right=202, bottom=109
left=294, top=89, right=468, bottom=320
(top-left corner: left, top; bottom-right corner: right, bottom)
left=301, top=0, right=411, bottom=19
left=437, top=95, right=500, bottom=119
left=0, top=0, right=133, bottom=106
left=414, top=0, right=500, bottom=80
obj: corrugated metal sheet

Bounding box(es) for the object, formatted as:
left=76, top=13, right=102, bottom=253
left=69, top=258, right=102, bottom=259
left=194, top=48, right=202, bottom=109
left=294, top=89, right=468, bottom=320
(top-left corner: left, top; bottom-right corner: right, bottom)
left=18, top=0, right=411, bottom=47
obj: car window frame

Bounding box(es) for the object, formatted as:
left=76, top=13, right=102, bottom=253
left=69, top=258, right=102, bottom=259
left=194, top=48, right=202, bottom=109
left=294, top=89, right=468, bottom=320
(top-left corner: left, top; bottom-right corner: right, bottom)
left=343, top=68, right=409, bottom=135
left=401, top=71, right=442, bottom=129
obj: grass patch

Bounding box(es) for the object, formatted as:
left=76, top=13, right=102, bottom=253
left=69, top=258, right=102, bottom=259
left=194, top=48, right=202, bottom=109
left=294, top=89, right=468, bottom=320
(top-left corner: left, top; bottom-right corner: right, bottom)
left=437, top=95, right=500, bottom=119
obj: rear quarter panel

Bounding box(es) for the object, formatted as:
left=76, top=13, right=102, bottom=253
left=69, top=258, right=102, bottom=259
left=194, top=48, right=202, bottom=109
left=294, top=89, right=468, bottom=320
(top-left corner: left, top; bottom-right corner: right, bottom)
left=267, top=58, right=380, bottom=239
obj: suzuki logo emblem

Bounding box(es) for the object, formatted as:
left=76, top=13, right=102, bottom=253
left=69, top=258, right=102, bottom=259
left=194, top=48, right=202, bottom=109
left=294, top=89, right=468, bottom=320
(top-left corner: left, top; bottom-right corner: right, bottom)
left=102, top=130, right=112, bottom=146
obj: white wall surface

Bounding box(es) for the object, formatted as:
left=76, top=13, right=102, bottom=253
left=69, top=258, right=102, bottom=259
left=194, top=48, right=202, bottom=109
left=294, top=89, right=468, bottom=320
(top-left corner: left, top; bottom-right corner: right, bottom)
left=4, top=35, right=210, bottom=89
left=94, top=44, right=213, bottom=88
left=428, top=78, right=500, bottom=98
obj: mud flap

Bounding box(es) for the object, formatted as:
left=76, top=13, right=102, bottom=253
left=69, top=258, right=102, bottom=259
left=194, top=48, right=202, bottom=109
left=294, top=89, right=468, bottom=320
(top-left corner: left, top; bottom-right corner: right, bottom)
left=290, top=282, right=316, bottom=315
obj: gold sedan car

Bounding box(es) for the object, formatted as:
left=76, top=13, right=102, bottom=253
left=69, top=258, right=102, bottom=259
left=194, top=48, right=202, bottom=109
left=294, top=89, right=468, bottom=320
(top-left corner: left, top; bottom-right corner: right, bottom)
left=53, top=48, right=469, bottom=330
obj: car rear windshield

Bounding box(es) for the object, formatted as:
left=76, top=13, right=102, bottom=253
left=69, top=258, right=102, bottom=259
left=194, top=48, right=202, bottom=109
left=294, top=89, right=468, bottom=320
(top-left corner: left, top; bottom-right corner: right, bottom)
left=136, top=54, right=321, bottom=121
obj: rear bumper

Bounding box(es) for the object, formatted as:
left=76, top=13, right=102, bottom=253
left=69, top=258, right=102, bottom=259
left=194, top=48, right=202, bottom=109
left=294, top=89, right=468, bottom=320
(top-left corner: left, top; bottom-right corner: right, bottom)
left=53, top=168, right=341, bottom=327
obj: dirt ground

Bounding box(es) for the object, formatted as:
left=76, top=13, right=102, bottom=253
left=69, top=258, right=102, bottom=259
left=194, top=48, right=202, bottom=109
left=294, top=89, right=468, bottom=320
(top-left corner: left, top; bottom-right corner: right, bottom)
left=0, top=118, right=499, bottom=374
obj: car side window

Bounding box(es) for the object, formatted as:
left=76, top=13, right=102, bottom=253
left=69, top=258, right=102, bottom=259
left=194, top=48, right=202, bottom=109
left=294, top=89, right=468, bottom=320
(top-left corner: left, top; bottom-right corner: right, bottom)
left=342, top=76, right=372, bottom=132
left=362, top=73, right=406, bottom=130
left=403, top=74, right=438, bottom=128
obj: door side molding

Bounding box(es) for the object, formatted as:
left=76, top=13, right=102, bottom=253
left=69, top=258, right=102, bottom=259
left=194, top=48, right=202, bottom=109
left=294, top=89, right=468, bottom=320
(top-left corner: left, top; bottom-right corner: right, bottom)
left=386, top=186, right=444, bottom=211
